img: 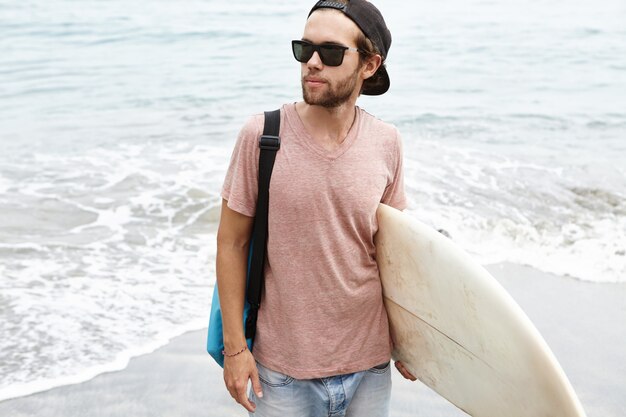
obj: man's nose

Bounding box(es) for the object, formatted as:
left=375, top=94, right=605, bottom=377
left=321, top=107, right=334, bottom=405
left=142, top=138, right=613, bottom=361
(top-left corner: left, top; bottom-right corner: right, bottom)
left=307, top=51, right=324, bottom=68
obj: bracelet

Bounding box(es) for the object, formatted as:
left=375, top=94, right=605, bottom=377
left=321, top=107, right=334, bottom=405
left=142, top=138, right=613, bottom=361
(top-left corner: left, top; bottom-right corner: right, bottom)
left=222, top=345, right=248, bottom=357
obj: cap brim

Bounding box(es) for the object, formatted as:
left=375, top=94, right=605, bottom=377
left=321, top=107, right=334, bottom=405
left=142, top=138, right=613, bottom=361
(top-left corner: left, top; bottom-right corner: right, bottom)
left=361, top=65, right=390, bottom=96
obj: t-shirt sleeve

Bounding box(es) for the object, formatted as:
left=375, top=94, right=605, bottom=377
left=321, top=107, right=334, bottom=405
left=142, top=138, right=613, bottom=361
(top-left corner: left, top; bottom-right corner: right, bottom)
left=221, top=114, right=263, bottom=217
left=381, top=128, right=407, bottom=211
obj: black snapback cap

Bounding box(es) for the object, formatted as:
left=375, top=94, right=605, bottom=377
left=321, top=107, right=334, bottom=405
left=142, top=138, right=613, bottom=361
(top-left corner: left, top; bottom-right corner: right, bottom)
left=308, top=0, right=392, bottom=95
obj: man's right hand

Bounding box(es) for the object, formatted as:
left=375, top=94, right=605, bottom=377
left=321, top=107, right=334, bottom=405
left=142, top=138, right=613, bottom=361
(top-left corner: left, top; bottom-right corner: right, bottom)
left=223, top=349, right=264, bottom=412
left=217, top=200, right=259, bottom=411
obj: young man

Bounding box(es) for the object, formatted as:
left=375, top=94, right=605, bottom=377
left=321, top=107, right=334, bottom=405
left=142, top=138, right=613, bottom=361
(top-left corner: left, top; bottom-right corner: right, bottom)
left=216, top=1, right=416, bottom=415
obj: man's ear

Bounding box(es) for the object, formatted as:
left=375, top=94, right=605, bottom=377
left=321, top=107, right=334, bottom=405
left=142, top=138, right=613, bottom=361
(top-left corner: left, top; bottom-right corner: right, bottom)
left=362, top=54, right=382, bottom=80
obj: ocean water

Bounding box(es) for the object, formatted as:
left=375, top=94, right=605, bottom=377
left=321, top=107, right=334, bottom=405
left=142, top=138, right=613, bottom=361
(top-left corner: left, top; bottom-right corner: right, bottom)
left=1, top=0, right=625, bottom=402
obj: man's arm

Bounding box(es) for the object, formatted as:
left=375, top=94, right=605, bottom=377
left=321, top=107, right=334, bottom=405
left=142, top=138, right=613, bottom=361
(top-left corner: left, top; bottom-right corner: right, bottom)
left=216, top=199, right=263, bottom=412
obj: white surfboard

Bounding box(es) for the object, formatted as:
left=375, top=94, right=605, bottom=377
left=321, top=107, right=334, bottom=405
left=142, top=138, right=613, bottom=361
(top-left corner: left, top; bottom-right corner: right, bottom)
left=375, top=204, right=586, bottom=417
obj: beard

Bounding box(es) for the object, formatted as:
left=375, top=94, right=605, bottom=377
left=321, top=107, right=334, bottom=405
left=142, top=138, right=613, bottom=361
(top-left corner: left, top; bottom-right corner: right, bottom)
left=302, top=67, right=360, bottom=108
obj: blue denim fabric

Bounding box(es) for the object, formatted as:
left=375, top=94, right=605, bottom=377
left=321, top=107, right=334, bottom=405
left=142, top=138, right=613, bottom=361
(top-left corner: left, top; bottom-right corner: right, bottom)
left=248, top=361, right=392, bottom=417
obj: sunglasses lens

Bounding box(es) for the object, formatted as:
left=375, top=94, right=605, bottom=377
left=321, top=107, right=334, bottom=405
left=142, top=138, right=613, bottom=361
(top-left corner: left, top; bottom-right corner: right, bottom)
left=292, top=41, right=313, bottom=63
left=319, top=46, right=344, bottom=66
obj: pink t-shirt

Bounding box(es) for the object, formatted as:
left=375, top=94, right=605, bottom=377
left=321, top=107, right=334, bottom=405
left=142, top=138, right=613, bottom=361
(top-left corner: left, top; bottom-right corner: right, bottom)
left=221, top=103, right=406, bottom=379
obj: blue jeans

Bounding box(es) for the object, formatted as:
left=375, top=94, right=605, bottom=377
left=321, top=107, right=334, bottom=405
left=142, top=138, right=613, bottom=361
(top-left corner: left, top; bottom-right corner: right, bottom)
left=248, top=361, right=392, bottom=417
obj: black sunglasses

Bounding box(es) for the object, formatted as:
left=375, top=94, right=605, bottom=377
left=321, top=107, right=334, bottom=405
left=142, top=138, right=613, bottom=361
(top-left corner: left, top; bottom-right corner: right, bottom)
left=291, top=40, right=363, bottom=67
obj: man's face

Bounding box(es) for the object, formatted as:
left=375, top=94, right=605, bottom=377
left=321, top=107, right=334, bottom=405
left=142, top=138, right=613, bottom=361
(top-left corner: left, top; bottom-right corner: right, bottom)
left=299, top=10, right=364, bottom=108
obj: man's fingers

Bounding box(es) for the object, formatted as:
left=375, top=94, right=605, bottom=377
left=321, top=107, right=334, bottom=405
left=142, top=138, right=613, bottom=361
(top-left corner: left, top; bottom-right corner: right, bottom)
left=225, top=377, right=256, bottom=412
left=395, top=361, right=418, bottom=381
left=403, top=369, right=417, bottom=381
left=236, top=382, right=256, bottom=413
left=251, top=368, right=264, bottom=399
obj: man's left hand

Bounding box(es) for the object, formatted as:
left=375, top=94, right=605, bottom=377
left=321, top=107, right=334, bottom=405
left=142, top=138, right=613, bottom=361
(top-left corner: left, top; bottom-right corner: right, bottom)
left=394, top=360, right=417, bottom=381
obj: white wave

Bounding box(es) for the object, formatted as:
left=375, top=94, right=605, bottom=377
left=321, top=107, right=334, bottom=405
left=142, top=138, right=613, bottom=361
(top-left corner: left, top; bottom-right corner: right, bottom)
left=0, top=174, right=11, bottom=194
left=403, top=138, right=626, bottom=283
left=0, top=140, right=225, bottom=400
left=0, top=318, right=209, bottom=402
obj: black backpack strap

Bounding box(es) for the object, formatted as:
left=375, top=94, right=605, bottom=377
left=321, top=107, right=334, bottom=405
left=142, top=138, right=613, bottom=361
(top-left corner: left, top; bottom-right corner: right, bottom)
left=245, top=109, right=281, bottom=342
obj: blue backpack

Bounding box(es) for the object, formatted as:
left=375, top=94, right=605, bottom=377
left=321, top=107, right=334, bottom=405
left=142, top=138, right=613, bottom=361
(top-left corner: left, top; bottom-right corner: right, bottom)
left=207, top=109, right=281, bottom=367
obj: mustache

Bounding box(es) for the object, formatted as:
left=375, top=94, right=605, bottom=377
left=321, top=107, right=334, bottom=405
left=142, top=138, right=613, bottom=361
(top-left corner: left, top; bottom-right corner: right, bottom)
left=302, top=74, right=329, bottom=83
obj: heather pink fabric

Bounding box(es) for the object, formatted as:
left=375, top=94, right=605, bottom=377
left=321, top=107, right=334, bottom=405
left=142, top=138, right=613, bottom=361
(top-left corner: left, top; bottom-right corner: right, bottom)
left=221, top=103, right=406, bottom=379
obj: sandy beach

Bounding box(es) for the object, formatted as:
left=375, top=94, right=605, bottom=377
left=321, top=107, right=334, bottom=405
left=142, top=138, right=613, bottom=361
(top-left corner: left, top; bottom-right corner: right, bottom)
left=1, top=262, right=624, bottom=417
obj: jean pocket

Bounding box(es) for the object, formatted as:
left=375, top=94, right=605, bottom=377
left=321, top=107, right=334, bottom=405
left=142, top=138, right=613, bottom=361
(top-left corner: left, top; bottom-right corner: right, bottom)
left=367, top=361, right=391, bottom=374
left=256, top=362, right=295, bottom=387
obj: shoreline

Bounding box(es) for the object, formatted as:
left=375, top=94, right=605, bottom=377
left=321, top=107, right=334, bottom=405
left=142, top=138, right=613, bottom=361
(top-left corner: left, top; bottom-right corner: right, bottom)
left=0, top=318, right=211, bottom=404
left=1, top=262, right=624, bottom=416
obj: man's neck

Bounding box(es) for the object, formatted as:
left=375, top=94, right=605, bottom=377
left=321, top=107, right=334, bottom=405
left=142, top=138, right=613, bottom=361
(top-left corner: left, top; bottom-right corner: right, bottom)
left=295, top=101, right=358, bottom=149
